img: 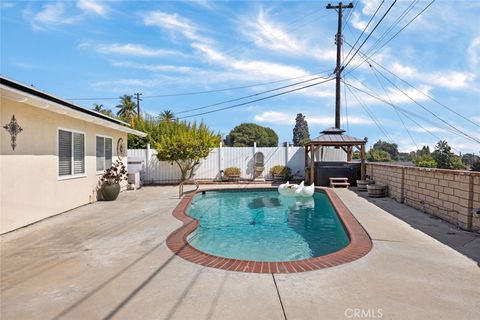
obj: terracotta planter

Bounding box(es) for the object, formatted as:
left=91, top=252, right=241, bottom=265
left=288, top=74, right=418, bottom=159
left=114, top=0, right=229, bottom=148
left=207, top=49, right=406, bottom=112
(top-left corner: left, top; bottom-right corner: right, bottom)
left=101, top=183, right=121, bottom=201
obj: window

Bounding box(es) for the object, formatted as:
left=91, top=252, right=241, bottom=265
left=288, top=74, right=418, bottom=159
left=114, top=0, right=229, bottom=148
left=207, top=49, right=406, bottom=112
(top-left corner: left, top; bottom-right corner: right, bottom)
left=96, top=136, right=112, bottom=171
left=58, top=129, right=85, bottom=177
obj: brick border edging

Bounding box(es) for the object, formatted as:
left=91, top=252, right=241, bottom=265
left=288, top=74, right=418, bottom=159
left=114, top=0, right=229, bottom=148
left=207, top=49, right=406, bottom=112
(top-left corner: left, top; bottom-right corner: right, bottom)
left=166, top=187, right=372, bottom=273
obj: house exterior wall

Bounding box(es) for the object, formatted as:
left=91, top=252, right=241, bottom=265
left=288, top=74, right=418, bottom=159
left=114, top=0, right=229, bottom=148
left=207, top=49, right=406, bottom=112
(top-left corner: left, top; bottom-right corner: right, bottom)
left=367, top=163, right=480, bottom=232
left=1, top=97, right=128, bottom=234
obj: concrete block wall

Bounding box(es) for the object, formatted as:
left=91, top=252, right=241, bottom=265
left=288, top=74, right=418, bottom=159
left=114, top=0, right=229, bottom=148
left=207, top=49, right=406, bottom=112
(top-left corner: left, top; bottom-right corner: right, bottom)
left=367, top=163, right=480, bottom=232
left=473, top=175, right=480, bottom=230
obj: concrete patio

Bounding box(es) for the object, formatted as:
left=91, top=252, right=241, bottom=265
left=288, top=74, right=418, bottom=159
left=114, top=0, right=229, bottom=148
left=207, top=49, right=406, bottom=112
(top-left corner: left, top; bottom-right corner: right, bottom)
left=1, top=185, right=479, bottom=320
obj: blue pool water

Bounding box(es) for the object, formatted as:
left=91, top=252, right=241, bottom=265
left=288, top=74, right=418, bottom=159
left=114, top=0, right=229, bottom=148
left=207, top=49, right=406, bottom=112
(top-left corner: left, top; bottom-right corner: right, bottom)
left=187, top=190, right=350, bottom=262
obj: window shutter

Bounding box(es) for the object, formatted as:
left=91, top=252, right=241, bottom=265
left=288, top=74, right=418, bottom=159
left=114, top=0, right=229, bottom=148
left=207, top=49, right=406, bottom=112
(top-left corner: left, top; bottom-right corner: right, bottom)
left=105, top=138, right=112, bottom=169
left=73, top=133, right=85, bottom=174
left=96, top=136, right=105, bottom=171
left=59, top=130, right=72, bottom=176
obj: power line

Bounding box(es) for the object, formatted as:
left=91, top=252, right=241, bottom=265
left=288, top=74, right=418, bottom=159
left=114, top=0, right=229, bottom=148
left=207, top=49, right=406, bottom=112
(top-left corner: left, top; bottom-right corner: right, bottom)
left=342, top=38, right=480, bottom=130
left=344, top=80, right=462, bottom=152
left=369, top=65, right=419, bottom=150
left=342, top=0, right=384, bottom=65
left=343, top=0, right=359, bottom=31
left=366, top=0, right=435, bottom=59
left=369, top=60, right=480, bottom=129
left=363, top=0, right=419, bottom=57
left=178, top=77, right=335, bottom=119
left=343, top=0, right=397, bottom=71
left=346, top=84, right=394, bottom=143
left=372, top=67, right=480, bottom=144
left=175, top=72, right=333, bottom=115
left=66, top=70, right=332, bottom=101
left=345, top=0, right=434, bottom=74
left=343, top=80, right=480, bottom=146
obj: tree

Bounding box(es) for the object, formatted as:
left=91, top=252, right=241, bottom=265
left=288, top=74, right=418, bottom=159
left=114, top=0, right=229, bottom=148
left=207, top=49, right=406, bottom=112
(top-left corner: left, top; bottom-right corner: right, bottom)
left=92, top=103, right=103, bottom=112
left=116, top=95, right=137, bottom=121
left=471, top=161, right=480, bottom=172
left=159, top=110, right=175, bottom=122
left=432, top=140, right=458, bottom=169
left=461, top=153, right=480, bottom=167
left=416, top=146, right=431, bottom=157
left=372, top=140, right=399, bottom=160
left=92, top=103, right=114, bottom=117
left=398, top=152, right=413, bottom=162
left=156, top=120, right=220, bottom=184
left=367, top=149, right=392, bottom=162
left=292, top=113, right=310, bottom=146
left=224, top=123, right=278, bottom=147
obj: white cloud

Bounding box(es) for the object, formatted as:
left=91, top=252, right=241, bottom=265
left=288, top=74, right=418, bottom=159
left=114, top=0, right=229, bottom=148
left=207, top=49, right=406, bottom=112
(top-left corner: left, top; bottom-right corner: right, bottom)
left=94, top=43, right=182, bottom=57
left=254, top=111, right=373, bottom=126
left=254, top=111, right=294, bottom=124
left=411, top=127, right=447, bottom=133
left=361, top=0, right=383, bottom=15
left=426, top=71, right=475, bottom=90
left=30, top=2, right=81, bottom=30
left=246, top=8, right=302, bottom=54
left=192, top=42, right=307, bottom=80
left=350, top=12, right=367, bottom=31
left=1, top=2, right=15, bottom=9
left=143, top=11, right=203, bottom=41
left=468, top=36, right=480, bottom=67
left=110, top=61, right=194, bottom=73
left=92, top=78, right=172, bottom=89
left=386, top=62, right=475, bottom=90
left=77, top=0, right=107, bottom=16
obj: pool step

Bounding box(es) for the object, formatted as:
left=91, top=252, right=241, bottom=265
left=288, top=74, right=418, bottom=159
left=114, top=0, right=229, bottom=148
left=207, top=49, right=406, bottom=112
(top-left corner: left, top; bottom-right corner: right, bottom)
left=329, top=177, right=350, bottom=188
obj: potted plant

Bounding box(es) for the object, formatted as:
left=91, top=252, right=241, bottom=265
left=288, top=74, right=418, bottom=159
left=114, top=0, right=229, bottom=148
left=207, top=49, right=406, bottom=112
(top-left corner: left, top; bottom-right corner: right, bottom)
left=269, top=165, right=291, bottom=182
left=100, top=160, right=128, bottom=201
left=223, top=167, right=241, bottom=181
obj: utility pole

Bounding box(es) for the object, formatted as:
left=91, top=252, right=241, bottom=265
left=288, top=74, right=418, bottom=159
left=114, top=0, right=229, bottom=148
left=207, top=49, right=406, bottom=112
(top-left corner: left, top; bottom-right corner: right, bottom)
left=327, top=2, right=353, bottom=129
left=134, top=92, right=142, bottom=120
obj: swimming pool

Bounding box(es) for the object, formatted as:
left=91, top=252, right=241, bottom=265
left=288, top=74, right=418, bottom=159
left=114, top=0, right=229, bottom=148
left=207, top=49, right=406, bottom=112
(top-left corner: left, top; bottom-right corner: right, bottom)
left=188, top=190, right=349, bottom=261
left=167, top=188, right=372, bottom=273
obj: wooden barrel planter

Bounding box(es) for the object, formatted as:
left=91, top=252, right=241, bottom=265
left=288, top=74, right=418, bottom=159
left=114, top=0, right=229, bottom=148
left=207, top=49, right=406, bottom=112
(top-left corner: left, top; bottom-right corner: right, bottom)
left=367, top=184, right=388, bottom=198
left=356, top=179, right=374, bottom=192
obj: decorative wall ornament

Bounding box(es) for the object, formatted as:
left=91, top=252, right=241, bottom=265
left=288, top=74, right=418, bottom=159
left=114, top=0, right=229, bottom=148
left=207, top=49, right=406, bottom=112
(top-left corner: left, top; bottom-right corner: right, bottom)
left=117, top=138, right=125, bottom=160
left=3, top=115, right=23, bottom=151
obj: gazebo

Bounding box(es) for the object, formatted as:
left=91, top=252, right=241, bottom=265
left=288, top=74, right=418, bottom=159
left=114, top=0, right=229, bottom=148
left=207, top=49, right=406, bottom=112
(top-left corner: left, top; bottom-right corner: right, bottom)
left=304, top=127, right=366, bottom=185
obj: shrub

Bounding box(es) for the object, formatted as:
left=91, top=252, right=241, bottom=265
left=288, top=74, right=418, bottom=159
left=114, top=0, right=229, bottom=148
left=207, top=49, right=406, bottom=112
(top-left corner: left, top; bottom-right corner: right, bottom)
left=367, top=149, right=392, bottom=162
left=414, top=155, right=437, bottom=168
left=269, top=165, right=291, bottom=177
left=224, top=167, right=241, bottom=177
left=101, top=160, right=128, bottom=185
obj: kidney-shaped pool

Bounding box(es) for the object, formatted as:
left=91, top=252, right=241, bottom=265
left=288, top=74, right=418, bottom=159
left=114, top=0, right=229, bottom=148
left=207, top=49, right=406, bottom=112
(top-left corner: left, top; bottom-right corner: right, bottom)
left=167, top=188, right=372, bottom=273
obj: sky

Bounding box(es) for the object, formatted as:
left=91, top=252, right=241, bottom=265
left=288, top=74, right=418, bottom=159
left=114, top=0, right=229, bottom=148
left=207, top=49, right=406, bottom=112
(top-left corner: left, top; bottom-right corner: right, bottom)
left=1, top=0, right=479, bottom=154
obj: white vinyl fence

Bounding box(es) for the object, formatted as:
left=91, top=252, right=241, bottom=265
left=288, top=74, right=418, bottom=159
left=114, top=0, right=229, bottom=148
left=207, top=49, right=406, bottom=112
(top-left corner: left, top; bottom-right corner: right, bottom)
left=128, top=143, right=346, bottom=184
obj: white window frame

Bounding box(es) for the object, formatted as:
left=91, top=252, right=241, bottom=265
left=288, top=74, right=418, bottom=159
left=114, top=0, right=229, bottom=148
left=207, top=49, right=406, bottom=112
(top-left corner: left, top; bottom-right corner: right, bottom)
left=57, top=127, right=86, bottom=180
left=96, top=134, right=113, bottom=174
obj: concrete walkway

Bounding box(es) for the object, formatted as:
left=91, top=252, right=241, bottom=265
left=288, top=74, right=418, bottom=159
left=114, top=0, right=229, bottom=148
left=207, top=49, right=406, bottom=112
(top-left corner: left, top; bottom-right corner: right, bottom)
left=1, top=185, right=479, bottom=320
left=353, top=188, right=480, bottom=263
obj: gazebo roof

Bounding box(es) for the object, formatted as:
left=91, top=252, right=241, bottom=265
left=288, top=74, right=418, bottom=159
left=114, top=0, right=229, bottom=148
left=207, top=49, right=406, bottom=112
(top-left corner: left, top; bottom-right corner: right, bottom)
left=308, top=127, right=366, bottom=145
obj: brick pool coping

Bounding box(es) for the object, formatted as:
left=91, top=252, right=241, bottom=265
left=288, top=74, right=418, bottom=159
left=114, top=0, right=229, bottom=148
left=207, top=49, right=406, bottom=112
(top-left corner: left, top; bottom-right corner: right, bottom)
left=166, top=187, right=372, bottom=273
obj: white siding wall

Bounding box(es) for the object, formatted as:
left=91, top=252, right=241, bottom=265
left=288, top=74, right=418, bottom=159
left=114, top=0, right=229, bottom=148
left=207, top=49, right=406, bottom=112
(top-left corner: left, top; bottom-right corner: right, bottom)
left=128, top=145, right=346, bottom=184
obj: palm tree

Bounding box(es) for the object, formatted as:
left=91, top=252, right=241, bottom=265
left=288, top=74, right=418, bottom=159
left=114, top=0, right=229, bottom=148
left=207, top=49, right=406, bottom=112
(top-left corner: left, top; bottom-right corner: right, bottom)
left=92, top=103, right=104, bottom=112
left=116, top=95, right=137, bottom=120
left=159, top=110, right=175, bottom=122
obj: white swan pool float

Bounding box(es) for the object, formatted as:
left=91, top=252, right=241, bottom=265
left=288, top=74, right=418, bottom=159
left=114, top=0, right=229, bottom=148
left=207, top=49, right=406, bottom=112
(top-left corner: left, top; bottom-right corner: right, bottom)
left=278, top=181, right=314, bottom=197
